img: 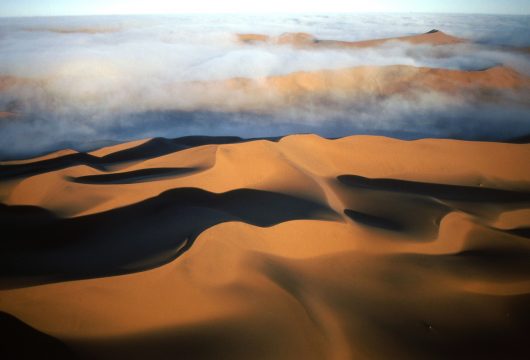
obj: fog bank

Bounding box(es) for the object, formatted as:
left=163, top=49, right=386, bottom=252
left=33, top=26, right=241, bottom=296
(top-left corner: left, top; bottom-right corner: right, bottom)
left=0, top=14, right=529, bottom=158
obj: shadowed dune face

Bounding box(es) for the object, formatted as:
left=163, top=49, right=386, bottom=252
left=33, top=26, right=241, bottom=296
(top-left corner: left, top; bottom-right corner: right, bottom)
left=0, top=187, right=338, bottom=288
left=0, top=312, right=74, bottom=359
left=338, top=174, right=530, bottom=202
left=0, top=136, right=246, bottom=180
left=1, top=135, right=530, bottom=358
left=338, top=174, right=530, bottom=239
left=69, top=167, right=198, bottom=184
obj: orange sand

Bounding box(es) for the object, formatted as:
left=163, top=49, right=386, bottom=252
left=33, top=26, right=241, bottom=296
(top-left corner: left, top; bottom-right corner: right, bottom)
left=1, top=134, right=529, bottom=359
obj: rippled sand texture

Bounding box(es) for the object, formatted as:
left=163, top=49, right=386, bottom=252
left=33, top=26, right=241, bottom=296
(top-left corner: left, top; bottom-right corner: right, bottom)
left=1, top=134, right=529, bottom=359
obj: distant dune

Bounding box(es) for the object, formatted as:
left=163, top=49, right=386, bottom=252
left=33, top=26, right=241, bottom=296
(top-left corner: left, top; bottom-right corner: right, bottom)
left=155, top=64, right=529, bottom=113
left=1, top=134, right=529, bottom=359
left=237, top=29, right=465, bottom=47
left=216, top=65, right=529, bottom=110
left=1, top=64, right=528, bottom=116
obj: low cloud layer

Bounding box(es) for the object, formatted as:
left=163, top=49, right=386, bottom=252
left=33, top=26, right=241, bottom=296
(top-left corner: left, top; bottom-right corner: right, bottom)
left=0, top=13, right=529, bottom=158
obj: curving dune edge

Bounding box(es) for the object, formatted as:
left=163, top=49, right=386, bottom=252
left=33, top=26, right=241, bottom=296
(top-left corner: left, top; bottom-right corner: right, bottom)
left=1, top=134, right=530, bottom=359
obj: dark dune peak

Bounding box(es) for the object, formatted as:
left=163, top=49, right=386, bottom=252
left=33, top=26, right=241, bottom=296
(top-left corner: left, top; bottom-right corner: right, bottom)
left=102, top=136, right=247, bottom=163
left=0, top=152, right=101, bottom=180
left=0, top=135, right=247, bottom=180
left=100, top=137, right=185, bottom=163
left=171, top=135, right=244, bottom=147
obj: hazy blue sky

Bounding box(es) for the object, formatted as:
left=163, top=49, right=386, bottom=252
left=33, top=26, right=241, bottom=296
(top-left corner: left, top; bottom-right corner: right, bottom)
left=1, top=0, right=529, bottom=17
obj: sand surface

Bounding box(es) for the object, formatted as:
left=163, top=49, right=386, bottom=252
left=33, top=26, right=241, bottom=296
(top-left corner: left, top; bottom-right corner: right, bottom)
left=1, top=134, right=530, bottom=359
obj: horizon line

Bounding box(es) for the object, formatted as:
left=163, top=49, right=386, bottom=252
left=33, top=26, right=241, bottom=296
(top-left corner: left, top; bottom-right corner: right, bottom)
left=1, top=11, right=530, bottom=19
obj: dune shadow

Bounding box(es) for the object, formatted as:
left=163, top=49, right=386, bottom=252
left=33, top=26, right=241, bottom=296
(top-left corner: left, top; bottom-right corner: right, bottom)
left=0, top=187, right=338, bottom=289
left=338, top=175, right=530, bottom=202
left=344, top=209, right=404, bottom=231
left=0, top=136, right=247, bottom=181
left=0, top=312, right=76, bottom=359
left=72, top=316, right=292, bottom=360
left=507, top=227, right=530, bottom=239
left=0, top=152, right=106, bottom=180
left=69, top=167, right=198, bottom=184
left=336, top=174, right=530, bottom=240
left=257, top=251, right=530, bottom=360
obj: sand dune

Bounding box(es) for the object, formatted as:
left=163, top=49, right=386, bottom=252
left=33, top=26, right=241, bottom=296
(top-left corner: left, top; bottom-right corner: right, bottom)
left=220, top=65, right=528, bottom=109
left=159, top=64, right=529, bottom=114
left=1, top=62, right=528, bottom=123
left=1, top=134, right=529, bottom=359
left=237, top=29, right=465, bottom=47
left=0, top=149, right=78, bottom=165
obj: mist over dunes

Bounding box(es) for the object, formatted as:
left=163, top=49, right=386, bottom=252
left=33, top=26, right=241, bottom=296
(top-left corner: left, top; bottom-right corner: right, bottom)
left=0, top=14, right=529, bottom=158
left=1, top=13, right=530, bottom=359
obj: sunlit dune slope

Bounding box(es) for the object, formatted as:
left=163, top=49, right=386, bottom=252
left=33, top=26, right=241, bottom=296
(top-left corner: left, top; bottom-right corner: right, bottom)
left=1, top=134, right=529, bottom=359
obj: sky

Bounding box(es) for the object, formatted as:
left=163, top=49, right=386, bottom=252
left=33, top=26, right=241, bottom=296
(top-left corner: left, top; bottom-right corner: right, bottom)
left=1, top=0, right=530, bottom=17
